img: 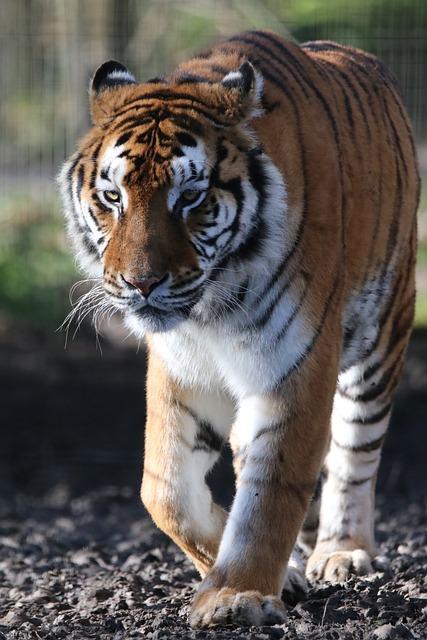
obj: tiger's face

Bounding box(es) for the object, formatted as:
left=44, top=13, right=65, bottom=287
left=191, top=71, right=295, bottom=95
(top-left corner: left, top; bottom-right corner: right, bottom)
left=59, top=60, right=269, bottom=333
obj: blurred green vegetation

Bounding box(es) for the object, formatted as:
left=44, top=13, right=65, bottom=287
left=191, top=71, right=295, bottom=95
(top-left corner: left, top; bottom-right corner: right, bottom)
left=0, top=0, right=426, bottom=329
left=0, top=192, right=75, bottom=329
left=415, top=296, right=427, bottom=326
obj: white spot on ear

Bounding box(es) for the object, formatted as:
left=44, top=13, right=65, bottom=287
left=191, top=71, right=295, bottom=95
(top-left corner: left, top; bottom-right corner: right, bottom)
left=107, top=69, right=135, bottom=84
left=222, top=65, right=264, bottom=120
left=222, top=70, right=244, bottom=84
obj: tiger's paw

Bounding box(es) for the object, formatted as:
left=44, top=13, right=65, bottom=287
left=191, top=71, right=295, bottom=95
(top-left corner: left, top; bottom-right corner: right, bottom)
left=306, top=548, right=373, bottom=584
left=189, top=587, right=286, bottom=628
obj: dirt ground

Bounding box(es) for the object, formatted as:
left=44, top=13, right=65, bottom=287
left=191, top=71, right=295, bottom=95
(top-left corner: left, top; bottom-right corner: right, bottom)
left=0, top=321, right=426, bottom=639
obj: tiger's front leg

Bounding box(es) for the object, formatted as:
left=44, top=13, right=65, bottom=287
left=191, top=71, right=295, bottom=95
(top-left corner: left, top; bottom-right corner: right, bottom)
left=190, top=351, right=338, bottom=628
left=141, top=349, right=234, bottom=576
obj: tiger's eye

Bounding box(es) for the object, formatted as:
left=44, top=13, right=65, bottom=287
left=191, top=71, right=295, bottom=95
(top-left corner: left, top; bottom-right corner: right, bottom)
left=181, top=189, right=200, bottom=202
left=104, top=190, right=121, bottom=204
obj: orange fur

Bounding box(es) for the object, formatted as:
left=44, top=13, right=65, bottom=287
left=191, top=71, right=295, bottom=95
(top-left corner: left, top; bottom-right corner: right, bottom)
left=60, top=30, right=419, bottom=629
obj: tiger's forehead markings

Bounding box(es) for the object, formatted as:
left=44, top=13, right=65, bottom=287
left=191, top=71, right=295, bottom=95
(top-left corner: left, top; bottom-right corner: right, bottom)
left=109, top=88, right=231, bottom=130
left=170, top=138, right=207, bottom=185
left=168, top=138, right=210, bottom=211
left=100, top=142, right=129, bottom=179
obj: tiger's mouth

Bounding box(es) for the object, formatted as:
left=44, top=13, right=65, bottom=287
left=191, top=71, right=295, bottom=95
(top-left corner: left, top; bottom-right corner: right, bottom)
left=104, top=272, right=207, bottom=334
left=125, top=301, right=192, bottom=334
left=120, top=281, right=206, bottom=332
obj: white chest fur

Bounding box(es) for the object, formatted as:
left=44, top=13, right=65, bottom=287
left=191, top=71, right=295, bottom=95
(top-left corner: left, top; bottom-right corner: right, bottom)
left=151, top=308, right=310, bottom=399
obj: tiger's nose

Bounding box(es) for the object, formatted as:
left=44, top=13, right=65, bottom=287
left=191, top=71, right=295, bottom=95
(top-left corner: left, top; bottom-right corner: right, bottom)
left=122, top=274, right=167, bottom=298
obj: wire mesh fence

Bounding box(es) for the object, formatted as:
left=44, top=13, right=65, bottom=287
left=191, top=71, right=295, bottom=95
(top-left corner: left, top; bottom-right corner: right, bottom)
left=0, top=0, right=426, bottom=327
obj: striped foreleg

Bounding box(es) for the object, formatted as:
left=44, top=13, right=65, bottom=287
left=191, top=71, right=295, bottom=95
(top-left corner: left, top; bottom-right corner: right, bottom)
left=190, top=363, right=336, bottom=628
left=141, top=350, right=234, bottom=576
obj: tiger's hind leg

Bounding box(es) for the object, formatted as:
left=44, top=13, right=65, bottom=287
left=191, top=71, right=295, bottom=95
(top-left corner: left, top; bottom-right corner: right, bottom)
left=297, top=471, right=323, bottom=556
left=307, top=278, right=415, bottom=584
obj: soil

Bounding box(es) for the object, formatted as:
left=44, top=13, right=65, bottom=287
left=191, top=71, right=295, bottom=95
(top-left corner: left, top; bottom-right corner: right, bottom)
left=0, top=321, right=426, bottom=639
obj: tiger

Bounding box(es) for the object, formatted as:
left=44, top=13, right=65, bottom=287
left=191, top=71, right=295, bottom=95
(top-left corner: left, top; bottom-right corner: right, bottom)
left=59, top=30, right=419, bottom=629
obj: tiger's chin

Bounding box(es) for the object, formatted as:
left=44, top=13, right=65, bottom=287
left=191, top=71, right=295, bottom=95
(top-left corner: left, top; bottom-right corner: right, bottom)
left=124, top=306, right=187, bottom=337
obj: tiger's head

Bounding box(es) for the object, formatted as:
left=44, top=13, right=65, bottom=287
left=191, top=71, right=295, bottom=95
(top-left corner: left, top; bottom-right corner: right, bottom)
left=59, top=59, right=284, bottom=334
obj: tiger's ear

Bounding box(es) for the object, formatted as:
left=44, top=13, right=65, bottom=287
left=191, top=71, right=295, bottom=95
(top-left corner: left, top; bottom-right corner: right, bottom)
left=219, top=62, right=264, bottom=123
left=90, top=60, right=136, bottom=125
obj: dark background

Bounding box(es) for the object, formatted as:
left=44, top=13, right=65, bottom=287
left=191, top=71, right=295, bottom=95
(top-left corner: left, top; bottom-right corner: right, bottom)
left=0, top=0, right=426, bottom=507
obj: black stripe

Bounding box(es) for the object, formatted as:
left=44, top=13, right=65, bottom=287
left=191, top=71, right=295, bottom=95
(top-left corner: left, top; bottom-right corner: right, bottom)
left=349, top=475, right=375, bottom=486
left=302, top=522, right=318, bottom=533
left=135, top=130, right=155, bottom=144
left=386, top=81, right=419, bottom=172
left=113, top=114, right=158, bottom=132
left=91, top=192, right=111, bottom=214
left=312, top=472, right=325, bottom=502
left=336, top=74, right=355, bottom=130
left=333, top=435, right=384, bottom=453
left=80, top=232, right=98, bottom=257
left=339, top=346, right=406, bottom=403
left=233, top=219, right=266, bottom=263
left=87, top=206, right=101, bottom=232
left=386, top=297, right=415, bottom=355
left=146, top=76, right=166, bottom=84
left=385, top=161, right=403, bottom=268
left=344, top=403, right=391, bottom=426
left=272, top=271, right=341, bottom=389
left=253, top=272, right=295, bottom=330
left=333, top=67, right=371, bottom=140
left=363, top=120, right=383, bottom=275
left=168, top=114, right=204, bottom=136
left=89, top=142, right=103, bottom=189
left=329, top=469, right=374, bottom=486
left=115, top=131, right=133, bottom=147
left=383, top=99, right=408, bottom=182
left=272, top=274, right=311, bottom=343
left=179, top=403, right=223, bottom=452
left=66, top=153, right=82, bottom=203
left=228, top=153, right=267, bottom=264
left=175, top=131, right=197, bottom=148
left=193, top=420, right=223, bottom=453
left=210, top=63, right=230, bottom=75
left=76, top=164, right=85, bottom=201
